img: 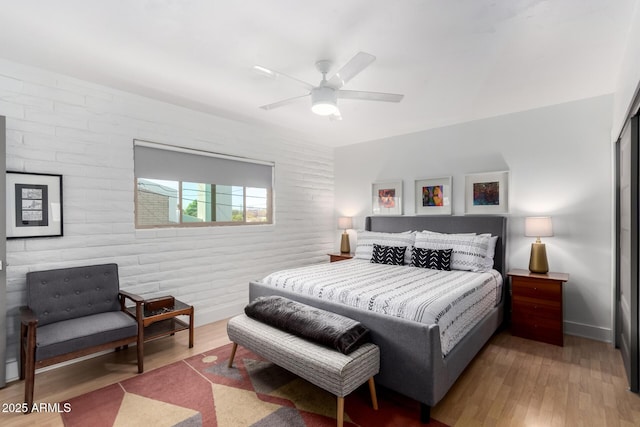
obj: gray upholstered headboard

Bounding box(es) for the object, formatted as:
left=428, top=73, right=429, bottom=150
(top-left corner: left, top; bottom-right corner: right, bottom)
left=365, top=215, right=507, bottom=278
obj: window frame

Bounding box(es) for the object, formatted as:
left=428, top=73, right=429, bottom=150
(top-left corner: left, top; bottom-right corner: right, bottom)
left=134, top=141, right=274, bottom=229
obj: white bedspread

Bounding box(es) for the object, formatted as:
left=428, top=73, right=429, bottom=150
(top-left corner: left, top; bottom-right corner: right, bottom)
left=260, top=259, right=503, bottom=356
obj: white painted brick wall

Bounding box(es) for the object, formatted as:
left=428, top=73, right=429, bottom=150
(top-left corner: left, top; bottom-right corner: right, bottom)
left=0, top=59, right=335, bottom=379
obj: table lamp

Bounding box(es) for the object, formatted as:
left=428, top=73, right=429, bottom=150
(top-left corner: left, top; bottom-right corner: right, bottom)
left=525, top=216, right=553, bottom=274
left=338, top=217, right=353, bottom=254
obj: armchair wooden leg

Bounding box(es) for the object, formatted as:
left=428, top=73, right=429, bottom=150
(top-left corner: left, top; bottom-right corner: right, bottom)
left=24, top=367, right=34, bottom=414
left=23, top=327, right=36, bottom=414
left=136, top=316, right=144, bottom=374
left=19, top=325, right=26, bottom=380
left=137, top=339, right=144, bottom=374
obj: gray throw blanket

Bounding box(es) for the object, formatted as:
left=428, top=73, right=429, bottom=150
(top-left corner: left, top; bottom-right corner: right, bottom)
left=244, top=296, right=370, bottom=354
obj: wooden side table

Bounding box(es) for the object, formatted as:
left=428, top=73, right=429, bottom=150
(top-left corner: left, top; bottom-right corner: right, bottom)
left=328, top=253, right=353, bottom=263
left=126, top=296, right=194, bottom=371
left=508, top=269, right=569, bottom=346
left=127, top=296, right=194, bottom=356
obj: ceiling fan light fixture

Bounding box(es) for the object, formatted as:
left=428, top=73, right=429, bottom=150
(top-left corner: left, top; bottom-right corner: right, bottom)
left=311, top=101, right=338, bottom=116
left=311, top=87, right=338, bottom=116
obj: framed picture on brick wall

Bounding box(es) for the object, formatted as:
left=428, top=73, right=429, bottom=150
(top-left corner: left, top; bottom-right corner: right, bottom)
left=6, top=171, right=63, bottom=238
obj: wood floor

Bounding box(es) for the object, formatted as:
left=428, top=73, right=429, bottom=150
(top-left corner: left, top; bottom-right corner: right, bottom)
left=0, top=319, right=639, bottom=426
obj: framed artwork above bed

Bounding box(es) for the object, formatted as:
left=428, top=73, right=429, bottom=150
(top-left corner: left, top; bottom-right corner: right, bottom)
left=414, top=176, right=452, bottom=215
left=464, top=171, right=509, bottom=214
left=372, top=180, right=403, bottom=215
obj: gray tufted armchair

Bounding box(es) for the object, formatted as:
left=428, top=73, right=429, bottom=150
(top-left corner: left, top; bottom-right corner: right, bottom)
left=19, top=263, right=144, bottom=413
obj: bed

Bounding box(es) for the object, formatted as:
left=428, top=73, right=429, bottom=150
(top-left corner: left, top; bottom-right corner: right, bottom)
left=249, top=215, right=507, bottom=422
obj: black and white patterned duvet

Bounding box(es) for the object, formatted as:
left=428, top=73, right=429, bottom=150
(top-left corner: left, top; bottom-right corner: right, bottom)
left=260, top=259, right=503, bottom=356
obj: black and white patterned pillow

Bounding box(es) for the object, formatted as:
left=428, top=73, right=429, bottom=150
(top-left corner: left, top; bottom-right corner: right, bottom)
left=355, top=231, right=415, bottom=264
left=370, top=243, right=406, bottom=266
left=414, top=231, right=492, bottom=272
left=410, top=247, right=452, bottom=271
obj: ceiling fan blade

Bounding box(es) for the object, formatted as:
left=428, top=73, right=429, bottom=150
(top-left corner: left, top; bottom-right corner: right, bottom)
left=259, top=94, right=310, bottom=111
left=337, top=90, right=404, bottom=102
left=253, top=65, right=314, bottom=91
left=326, top=52, right=376, bottom=89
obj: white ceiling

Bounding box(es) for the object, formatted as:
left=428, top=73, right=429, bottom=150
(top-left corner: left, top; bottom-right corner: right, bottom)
left=0, top=0, right=637, bottom=147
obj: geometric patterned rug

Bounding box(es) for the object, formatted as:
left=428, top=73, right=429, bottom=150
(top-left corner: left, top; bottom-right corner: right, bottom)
left=61, top=343, right=449, bottom=427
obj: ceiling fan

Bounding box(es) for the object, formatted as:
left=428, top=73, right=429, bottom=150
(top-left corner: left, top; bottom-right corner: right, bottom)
left=253, top=52, right=404, bottom=120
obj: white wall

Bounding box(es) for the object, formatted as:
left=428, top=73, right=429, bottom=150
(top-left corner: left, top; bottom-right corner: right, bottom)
left=612, top=0, right=640, bottom=140
left=0, top=59, right=335, bottom=382
left=335, top=95, right=614, bottom=342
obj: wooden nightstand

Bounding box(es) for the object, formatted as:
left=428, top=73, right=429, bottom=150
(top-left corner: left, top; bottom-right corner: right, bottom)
left=508, top=269, right=569, bottom=346
left=328, top=253, right=353, bottom=263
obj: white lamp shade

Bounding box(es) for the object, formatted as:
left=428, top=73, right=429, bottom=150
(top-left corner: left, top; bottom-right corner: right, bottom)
left=525, top=216, right=553, bottom=237
left=338, top=216, right=353, bottom=230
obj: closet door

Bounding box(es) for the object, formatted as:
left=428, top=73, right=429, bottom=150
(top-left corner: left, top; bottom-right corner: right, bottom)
left=0, top=116, right=5, bottom=388
left=617, top=113, right=639, bottom=392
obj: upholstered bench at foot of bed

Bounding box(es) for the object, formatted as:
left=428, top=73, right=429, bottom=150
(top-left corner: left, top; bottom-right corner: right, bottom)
left=227, top=314, right=380, bottom=427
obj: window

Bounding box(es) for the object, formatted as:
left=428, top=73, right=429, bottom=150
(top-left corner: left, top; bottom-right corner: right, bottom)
left=134, top=141, right=273, bottom=228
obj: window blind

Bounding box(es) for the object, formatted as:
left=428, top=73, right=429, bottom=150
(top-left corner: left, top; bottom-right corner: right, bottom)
left=133, top=140, right=273, bottom=188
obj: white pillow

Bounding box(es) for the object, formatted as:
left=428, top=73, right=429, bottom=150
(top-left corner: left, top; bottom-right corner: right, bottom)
left=421, top=229, right=476, bottom=235
left=414, top=231, right=494, bottom=272
left=355, top=231, right=415, bottom=265
left=483, top=235, right=499, bottom=270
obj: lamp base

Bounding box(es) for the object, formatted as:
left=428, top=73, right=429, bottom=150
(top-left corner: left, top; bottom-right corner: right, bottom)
left=529, top=242, right=549, bottom=274
left=340, top=232, right=350, bottom=254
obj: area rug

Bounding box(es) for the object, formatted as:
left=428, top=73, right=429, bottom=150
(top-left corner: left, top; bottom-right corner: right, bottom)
left=61, top=343, right=449, bottom=427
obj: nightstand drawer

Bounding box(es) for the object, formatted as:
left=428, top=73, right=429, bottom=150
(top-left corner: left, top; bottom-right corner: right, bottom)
left=512, top=314, right=559, bottom=330
left=512, top=300, right=561, bottom=321
left=511, top=277, right=561, bottom=301
left=512, top=320, right=563, bottom=346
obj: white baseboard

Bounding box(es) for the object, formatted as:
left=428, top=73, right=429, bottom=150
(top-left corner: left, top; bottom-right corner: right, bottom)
left=5, top=359, right=19, bottom=384
left=564, top=320, right=613, bottom=343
